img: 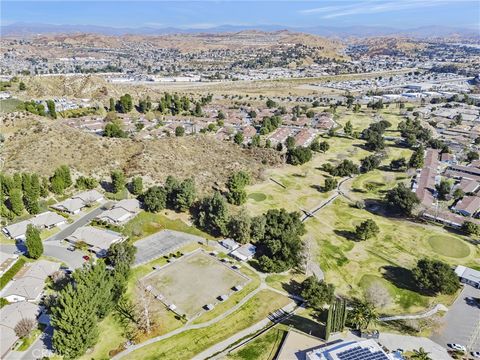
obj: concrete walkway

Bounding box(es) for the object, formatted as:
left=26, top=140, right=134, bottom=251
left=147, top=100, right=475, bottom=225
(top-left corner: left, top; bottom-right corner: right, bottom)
left=380, top=304, right=448, bottom=322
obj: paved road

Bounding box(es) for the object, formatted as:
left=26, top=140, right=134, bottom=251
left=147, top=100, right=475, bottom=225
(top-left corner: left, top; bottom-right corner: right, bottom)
left=431, top=285, right=480, bottom=353
left=134, top=230, right=205, bottom=266
left=0, top=207, right=103, bottom=268
left=44, top=206, right=104, bottom=242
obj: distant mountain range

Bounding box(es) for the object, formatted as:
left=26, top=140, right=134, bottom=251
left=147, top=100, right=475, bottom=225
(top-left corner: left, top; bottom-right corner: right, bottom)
left=1, top=22, right=478, bottom=39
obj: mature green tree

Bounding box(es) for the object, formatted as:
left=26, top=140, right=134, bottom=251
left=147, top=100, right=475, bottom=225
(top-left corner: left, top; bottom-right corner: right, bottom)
left=344, top=120, right=353, bottom=137
left=266, top=99, right=276, bottom=108
left=323, top=177, right=338, bottom=192
left=49, top=165, right=72, bottom=194
left=75, top=176, right=98, bottom=190
left=409, top=145, right=425, bottom=168
left=174, top=178, right=196, bottom=212
left=130, top=177, right=143, bottom=196
left=257, top=209, right=306, bottom=273
left=106, top=242, right=136, bottom=302
left=46, top=100, right=57, bottom=119
left=250, top=215, right=266, bottom=242
left=9, top=188, right=24, bottom=215
left=111, top=170, right=125, bottom=194
left=461, top=220, right=480, bottom=236
left=51, top=282, right=99, bottom=359
left=104, top=122, right=127, bottom=138
left=360, top=155, right=382, bottom=173
left=250, top=134, right=261, bottom=147
left=226, top=171, right=250, bottom=206
left=453, top=188, right=465, bottom=200
left=354, top=219, right=379, bottom=241
left=300, top=276, right=335, bottom=309
left=175, top=126, right=185, bottom=137
left=116, top=94, right=133, bottom=113
left=389, top=157, right=407, bottom=171
left=234, top=132, right=244, bottom=145
left=413, top=258, right=460, bottom=295
left=329, top=160, right=359, bottom=177
left=348, top=299, right=378, bottom=330
left=435, top=179, right=451, bottom=200
left=285, top=136, right=296, bottom=150
left=385, top=183, right=420, bottom=216
left=109, top=98, right=115, bottom=112
left=195, top=192, right=230, bottom=236
left=143, top=186, right=167, bottom=212
left=318, top=141, right=330, bottom=153
left=228, top=209, right=251, bottom=244
left=25, top=224, right=43, bottom=259
left=287, top=147, right=313, bottom=165
left=19, top=82, right=26, bottom=91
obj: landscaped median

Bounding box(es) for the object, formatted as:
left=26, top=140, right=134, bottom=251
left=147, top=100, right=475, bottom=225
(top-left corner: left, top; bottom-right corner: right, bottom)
left=121, top=290, right=291, bottom=360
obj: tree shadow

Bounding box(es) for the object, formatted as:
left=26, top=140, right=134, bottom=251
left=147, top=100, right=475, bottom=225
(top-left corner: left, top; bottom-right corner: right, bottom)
left=280, top=314, right=324, bottom=339
left=100, top=180, right=114, bottom=193
left=382, top=265, right=426, bottom=294
left=334, top=229, right=357, bottom=241
left=281, top=279, right=303, bottom=296
left=310, top=184, right=324, bottom=192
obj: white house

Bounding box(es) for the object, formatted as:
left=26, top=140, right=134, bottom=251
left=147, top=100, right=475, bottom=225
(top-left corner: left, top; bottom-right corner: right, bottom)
left=0, top=302, right=40, bottom=358
left=52, top=189, right=103, bottom=214
left=1, top=260, right=60, bottom=303
left=230, top=243, right=256, bottom=262
left=2, top=211, right=66, bottom=241
left=221, top=238, right=240, bottom=251
left=455, top=265, right=480, bottom=288
left=96, top=199, right=140, bottom=224
left=66, top=226, right=123, bottom=257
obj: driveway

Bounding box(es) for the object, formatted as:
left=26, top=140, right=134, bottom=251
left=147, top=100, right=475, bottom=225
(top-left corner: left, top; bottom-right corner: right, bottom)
left=431, top=285, right=480, bottom=353
left=134, top=230, right=205, bottom=266
left=5, top=326, right=54, bottom=360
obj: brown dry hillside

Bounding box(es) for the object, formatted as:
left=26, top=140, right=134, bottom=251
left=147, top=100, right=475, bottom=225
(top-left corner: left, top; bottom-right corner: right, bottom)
left=1, top=116, right=281, bottom=191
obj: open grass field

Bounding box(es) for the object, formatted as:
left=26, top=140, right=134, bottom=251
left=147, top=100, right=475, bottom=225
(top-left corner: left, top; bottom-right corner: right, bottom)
left=227, top=326, right=287, bottom=360
left=123, top=290, right=291, bottom=360
left=0, top=98, right=22, bottom=113
left=244, top=107, right=478, bottom=315
left=305, top=198, right=478, bottom=313
left=142, top=250, right=249, bottom=317
left=123, top=210, right=214, bottom=241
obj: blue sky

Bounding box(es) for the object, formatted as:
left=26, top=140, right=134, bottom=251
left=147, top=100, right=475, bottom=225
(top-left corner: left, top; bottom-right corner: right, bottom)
left=1, top=1, right=479, bottom=29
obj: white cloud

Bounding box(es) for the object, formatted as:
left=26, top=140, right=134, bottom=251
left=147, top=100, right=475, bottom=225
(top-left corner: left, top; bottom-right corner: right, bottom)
left=300, top=0, right=461, bottom=19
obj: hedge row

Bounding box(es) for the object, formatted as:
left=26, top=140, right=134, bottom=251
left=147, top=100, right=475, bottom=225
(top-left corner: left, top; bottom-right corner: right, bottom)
left=0, top=257, right=26, bottom=290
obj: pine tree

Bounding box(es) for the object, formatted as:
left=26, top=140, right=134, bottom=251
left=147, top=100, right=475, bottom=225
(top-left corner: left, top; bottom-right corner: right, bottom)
left=25, top=224, right=43, bottom=259
left=51, top=283, right=99, bottom=359
left=9, top=188, right=24, bottom=215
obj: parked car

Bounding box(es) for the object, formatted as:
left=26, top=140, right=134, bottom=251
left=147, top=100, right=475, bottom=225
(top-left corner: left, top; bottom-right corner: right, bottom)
left=471, top=351, right=480, bottom=358
left=448, top=344, right=466, bottom=352
left=67, top=245, right=76, bottom=252
left=13, top=250, right=23, bottom=255
left=82, top=255, right=90, bottom=261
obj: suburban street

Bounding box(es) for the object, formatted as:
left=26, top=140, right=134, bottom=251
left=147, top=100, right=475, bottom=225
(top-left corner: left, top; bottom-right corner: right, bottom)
left=0, top=206, right=105, bottom=269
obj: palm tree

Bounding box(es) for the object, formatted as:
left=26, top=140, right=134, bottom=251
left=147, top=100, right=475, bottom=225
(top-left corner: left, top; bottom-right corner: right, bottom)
left=349, top=300, right=378, bottom=330
left=410, top=347, right=431, bottom=360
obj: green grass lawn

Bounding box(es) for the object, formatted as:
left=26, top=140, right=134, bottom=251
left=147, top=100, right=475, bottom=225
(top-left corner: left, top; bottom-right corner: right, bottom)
left=79, top=315, right=126, bottom=360
left=306, top=199, right=477, bottom=313
left=227, top=326, right=286, bottom=360
left=427, top=235, right=471, bottom=258
left=123, top=211, right=214, bottom=242
left=16, top=329, right=42, bottom=351
left=123, top=290, right=291, bottom=360
left=248, top=193, right=267, bottom=202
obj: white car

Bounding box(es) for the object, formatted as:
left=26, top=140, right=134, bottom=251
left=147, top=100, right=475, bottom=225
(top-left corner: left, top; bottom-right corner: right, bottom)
left=471, top=351, right=480, bottom=358
left=448, top=343, right=466, bottom=352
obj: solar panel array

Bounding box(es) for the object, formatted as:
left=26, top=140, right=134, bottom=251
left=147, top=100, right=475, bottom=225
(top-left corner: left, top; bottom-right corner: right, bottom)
left=336, top=346, right=389, bottom=360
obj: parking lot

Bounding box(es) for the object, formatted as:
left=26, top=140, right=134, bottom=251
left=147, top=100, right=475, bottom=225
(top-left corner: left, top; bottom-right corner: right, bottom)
left=133, top=230, right=205, bottom=266
left=431, top=285, right=480, bottom=353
